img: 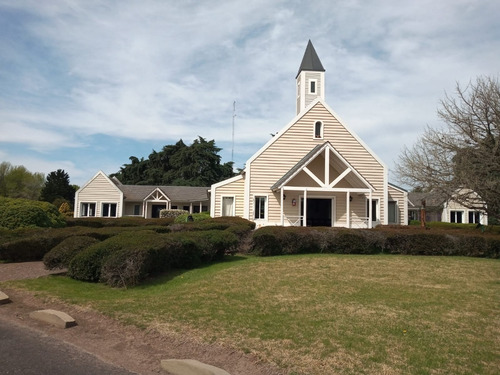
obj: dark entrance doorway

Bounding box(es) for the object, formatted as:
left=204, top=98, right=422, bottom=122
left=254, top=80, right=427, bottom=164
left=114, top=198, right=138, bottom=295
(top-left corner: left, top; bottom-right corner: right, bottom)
left=301, top=198, right=332, bottom=227
left=151, top=204, right=166, bottom=218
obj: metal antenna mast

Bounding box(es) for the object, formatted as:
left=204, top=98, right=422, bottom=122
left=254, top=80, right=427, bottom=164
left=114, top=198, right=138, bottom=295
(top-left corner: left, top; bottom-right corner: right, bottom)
left=232, top=101, right=236, bottom=162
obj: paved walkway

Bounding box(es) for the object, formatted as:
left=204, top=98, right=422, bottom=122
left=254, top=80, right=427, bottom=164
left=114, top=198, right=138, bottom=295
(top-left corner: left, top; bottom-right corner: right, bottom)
left=0, top=261, right=65, bottom=282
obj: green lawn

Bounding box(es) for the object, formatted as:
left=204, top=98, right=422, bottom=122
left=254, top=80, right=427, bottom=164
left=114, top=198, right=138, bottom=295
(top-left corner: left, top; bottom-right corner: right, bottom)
left=4, top=254, right=500, bottom=375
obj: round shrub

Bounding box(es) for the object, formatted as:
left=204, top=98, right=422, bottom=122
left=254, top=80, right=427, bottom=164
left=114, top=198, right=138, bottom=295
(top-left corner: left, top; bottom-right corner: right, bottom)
left=68, top=242, right=120, bottom=282
left=251, top=227, right=284, bottom=256
left=0, top=197, right=66, bottom=229
left=43, top=236, right=100, bottom=270
left=100, top=247, right=152, bottom=288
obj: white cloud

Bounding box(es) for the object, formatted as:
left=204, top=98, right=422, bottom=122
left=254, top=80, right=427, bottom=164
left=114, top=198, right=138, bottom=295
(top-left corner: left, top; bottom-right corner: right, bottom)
left=0, top=0, right=499, bottom=184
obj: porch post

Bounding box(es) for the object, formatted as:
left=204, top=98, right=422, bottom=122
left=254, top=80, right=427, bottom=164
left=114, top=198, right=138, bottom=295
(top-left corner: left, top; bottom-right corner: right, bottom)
left=280, top=188, right=284, bottom=226
left=303, top=189, right=307, bottom=227
left=368, top=191, right=373, bottom=229
left=346, top=191, right=350, bottom=228
left=190, top=203, right=193, bottom=214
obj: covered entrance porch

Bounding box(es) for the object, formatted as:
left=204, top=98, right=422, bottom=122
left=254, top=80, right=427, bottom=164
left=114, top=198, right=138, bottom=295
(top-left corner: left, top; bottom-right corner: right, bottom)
left=271, top=142, right=376, bottom=228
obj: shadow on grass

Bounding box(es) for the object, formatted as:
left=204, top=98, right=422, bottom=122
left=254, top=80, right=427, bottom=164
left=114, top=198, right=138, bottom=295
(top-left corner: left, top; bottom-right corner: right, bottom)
left=135, top=254, right=249, bottom=289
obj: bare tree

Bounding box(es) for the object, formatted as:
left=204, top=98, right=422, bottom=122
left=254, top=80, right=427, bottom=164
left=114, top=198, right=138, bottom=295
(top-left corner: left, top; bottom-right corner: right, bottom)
left=396, top=76, right=500, bottom=220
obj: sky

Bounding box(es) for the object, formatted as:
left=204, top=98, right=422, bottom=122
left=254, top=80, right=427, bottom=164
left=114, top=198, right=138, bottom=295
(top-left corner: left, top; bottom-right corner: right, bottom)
left=1, top=0, right=499, bottom=187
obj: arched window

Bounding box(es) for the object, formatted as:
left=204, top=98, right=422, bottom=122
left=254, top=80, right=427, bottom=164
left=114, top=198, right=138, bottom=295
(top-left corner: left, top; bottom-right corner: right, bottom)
left=314, top=121, right=323, bottom=138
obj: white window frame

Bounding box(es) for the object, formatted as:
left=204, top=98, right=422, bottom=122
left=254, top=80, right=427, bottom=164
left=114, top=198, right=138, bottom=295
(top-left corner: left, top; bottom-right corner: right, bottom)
left=450, top=210, right=464, bottom=224
left=102, top=202, right=118, bottom=218
left=81, top=202, right=96, bottom=217
left=366, top=198, right=380, bottom=223
left=467, top=210, right=481, bottom=224
left=313, top=120, right=323, bottom=139
left=309, top=79, right=317, bottom=94
left=221, top=195, right=236, bottom=217
left=254, top=195, right=268, bottom=220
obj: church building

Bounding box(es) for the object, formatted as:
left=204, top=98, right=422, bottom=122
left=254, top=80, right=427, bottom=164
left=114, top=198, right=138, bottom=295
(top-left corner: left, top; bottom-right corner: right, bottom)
left=210, top=40, right=408, bottom=228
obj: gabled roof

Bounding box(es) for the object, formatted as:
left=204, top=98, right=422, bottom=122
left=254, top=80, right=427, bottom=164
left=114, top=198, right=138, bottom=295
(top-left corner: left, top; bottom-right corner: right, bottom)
left=247, top=98, right=387, bottom=170
left=296, top=40, right=325, bottom=78
left=271, top=144, right=323, bottom=190
left=117, top=184, right=209, bottom=202
left=271, top=141, right=373, bottom=191
left=408, top=192, right=446, bottom=208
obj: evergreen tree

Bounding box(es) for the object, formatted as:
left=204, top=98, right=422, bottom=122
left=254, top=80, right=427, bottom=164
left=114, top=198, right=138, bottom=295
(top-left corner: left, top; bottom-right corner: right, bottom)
left=112, top=137, right=235, bottom=186
left=40, top=169, right=77, bottom=205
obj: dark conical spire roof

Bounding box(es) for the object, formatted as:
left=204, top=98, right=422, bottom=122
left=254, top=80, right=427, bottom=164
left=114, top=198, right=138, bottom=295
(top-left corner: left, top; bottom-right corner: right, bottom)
left=296, top=40, right=325, bottom=78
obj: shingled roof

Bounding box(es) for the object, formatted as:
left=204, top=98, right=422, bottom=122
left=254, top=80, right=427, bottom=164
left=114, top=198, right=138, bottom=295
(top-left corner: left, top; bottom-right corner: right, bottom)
left=408, top=192, right=446, bottom=208
left=117, top=184, right=209, bottom=202
left=296, top=40, right=325, bottom=78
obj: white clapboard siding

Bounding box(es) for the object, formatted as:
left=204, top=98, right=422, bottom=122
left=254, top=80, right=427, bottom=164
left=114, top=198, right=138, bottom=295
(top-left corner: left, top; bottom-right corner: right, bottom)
left=212, top=175, right=245, bottom=217
left=249, top=101, right=385, bottom=224
left=75, top=171, right=122, bottom=217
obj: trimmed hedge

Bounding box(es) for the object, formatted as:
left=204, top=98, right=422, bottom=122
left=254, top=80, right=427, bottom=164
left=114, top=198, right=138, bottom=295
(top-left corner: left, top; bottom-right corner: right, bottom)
left=65, top=216, right=174, bottom=228
left=43, top=236, right=100, bottom=270
left=251, top=226, right=500, bottom=258
left=0, top=197, right=66, bottom=229
left=69, top=229, right=240, bottom=287
left=251, top=227, right=384, bottom=256
left=0, top=226, right=169, bottom=262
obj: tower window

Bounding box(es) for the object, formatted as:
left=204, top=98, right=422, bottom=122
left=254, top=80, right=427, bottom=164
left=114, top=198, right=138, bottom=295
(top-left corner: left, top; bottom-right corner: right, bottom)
left=309, top=79, right=317, bottom=94
left=314, top=121, right=323, bottom=138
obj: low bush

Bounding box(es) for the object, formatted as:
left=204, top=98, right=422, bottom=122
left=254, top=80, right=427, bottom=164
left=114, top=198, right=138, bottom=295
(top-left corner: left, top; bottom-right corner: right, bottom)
left=383, top=233, right=455, bottom=255
left=43, top=236, right=100, bottom=270
left=0, top=228, right=81, bottom=262
left=0, top=197, right=66, bottom=229
left=251, top=225, right=499, bottom=258
left=160, top=209, right=189, bottom=219
left=68, top=241, right=121, bottom=282
left=70, top=229, right=240, bottom=287
left=174, top=211, right=211, bottom=223
left=65, top=216, right=174, bottom=228
left=251, top=227, right=383, bottom=256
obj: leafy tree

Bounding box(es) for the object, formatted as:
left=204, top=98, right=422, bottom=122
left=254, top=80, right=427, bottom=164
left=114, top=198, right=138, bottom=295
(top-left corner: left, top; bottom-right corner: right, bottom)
left=40, top=169, right=77, bottom=206
left=113, top=137, right=235, bottom=186
left=0, top=161, right=45, bottom=200
left=396, top=76, right=500, bottom=221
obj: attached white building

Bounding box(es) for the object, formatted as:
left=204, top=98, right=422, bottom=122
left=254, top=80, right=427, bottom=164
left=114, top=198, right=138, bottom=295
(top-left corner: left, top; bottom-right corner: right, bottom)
left=74, top=171, right=209, bottom=218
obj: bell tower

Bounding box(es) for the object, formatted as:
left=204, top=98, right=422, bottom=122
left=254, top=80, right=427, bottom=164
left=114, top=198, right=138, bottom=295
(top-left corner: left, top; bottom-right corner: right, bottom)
left=296, top=40, right=325, bottom=115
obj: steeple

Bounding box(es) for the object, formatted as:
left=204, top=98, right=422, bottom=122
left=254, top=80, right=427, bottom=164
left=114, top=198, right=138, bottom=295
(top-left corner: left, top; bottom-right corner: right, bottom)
left=296, top=40, right=326, bottom=115
left=296, top=40, right=325, bottom=78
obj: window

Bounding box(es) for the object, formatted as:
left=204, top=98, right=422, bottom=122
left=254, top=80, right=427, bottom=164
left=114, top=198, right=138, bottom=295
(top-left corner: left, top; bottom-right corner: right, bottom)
left=468, top=211, right=481, bottom=224
left=133, top=205, right=140, bottom=216
left=81, top=203, right=96, bottom=217
left=309, top=79, right=317, bottom=94
left=254, top=196, right=267, bottom=219
left=314, top=121, right=323, bottom=138
left=222, top=196, right=235, bottom=216
left=388, top=201, right=397, bottom=224
left=450, top=210, right=463, bottom=223
left=102, top=203, right=117, bottom=217
left=366, top=199, right=378, bottom=221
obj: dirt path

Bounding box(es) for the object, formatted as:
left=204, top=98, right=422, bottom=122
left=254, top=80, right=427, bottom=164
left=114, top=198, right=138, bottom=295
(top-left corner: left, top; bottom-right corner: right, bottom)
left=0, top=263, right=285, bottom=375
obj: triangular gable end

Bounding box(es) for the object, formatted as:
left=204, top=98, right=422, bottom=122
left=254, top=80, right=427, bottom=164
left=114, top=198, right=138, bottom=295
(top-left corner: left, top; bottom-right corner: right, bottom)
left=143, top=187, right=171, bottom=202
left=271, top=142, right=374, bottom=191
left=247, top=98, right=387, bottom=170
left=76, top=170, right=122, bottom=194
